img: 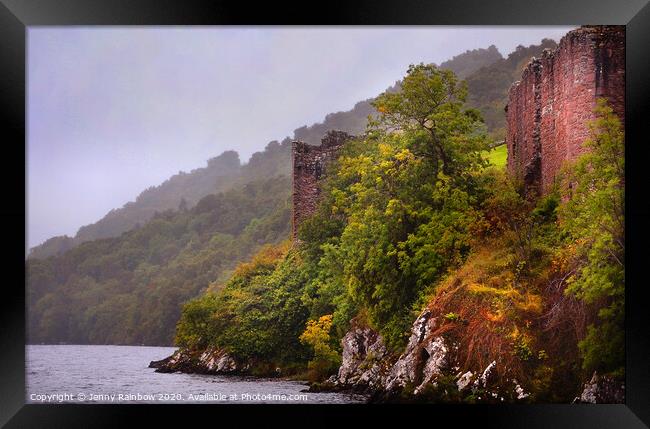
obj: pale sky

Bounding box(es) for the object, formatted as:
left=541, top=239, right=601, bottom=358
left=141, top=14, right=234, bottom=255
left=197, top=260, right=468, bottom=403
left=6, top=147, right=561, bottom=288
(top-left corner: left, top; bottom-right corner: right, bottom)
left=27, top=26, right=574, bottom=249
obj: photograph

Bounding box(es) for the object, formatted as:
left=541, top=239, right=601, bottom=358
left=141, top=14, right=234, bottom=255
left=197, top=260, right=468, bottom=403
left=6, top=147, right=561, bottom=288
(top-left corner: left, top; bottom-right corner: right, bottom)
left=22, top=24, right=627, bottom=406
left=2, top=0, right=649, bottom=424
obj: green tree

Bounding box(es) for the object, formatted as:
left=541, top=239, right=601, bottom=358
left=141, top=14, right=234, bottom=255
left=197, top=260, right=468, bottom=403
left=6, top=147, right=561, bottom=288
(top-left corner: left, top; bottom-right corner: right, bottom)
left=299, top=315, right=341, bottom=381
left=371, top=63, right=488, bottom=180
left=299, top=65, right=489, bottom=350
left=558, top=99, right=624, bottom=375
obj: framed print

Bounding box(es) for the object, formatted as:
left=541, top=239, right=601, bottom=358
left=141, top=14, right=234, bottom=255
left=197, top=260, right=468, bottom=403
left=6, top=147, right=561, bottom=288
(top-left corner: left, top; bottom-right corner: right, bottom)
left=1, top=0, right=649, bottom=427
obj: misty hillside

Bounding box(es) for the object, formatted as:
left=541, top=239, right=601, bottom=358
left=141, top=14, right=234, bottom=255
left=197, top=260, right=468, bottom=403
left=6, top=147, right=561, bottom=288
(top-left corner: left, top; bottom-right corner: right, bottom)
left=27, top=175, right=292, bottom=345
left=27, top=38, right=561, bottom=346
left=28, top=140, right=292, bottom=260
left=28, top=41, right=550, bottom=261
left=466, top=38, right=558, bottom=140
left=440, top=44, right=502, bottom=78
left=292, top=44, right=504, bottom=145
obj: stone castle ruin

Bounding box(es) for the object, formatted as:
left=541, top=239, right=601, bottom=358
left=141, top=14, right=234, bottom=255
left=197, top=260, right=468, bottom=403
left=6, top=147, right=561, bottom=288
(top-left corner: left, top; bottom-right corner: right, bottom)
left=290, top=27, right=625, bottom=239
left=291, top=130, right=354, bottom=239
left=506, top=25, right=625, bottom=194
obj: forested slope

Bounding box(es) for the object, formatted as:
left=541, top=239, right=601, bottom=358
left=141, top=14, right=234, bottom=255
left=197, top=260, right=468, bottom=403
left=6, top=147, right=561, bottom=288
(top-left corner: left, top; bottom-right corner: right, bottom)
left=28, top=40, right=557, bottom=348
left=27, top=175, right=291, bottom=345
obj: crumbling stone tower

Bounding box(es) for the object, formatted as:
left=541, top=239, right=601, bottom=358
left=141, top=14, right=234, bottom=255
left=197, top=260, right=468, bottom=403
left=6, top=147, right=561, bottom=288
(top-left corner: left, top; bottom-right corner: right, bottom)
left=291, top=130, right=354, bottom=239
left=506, top=25, right=625, bottom=195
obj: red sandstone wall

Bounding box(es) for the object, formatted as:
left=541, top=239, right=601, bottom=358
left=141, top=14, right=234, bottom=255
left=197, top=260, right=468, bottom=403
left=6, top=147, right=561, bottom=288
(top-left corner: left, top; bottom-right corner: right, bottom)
left=506, top=26, right=625, bottom=194
left=506, top=60, right=542, bottom=193
left=292, top=131, right=353, bottom=239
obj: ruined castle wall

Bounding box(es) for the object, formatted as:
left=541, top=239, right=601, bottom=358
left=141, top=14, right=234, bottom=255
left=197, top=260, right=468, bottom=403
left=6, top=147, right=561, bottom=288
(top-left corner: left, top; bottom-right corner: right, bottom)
left=506, top=26, right=625, bottom=194
left=506, top=60, right=543, bottom=193
left=291, top=131, right=353, bottom=239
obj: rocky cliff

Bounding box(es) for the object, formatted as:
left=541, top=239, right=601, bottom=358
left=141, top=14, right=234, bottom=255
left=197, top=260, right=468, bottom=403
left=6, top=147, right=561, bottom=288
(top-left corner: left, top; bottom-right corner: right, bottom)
left=322, top=313, right=623, bottom=403
left=322, top=310, right=530, bottom=402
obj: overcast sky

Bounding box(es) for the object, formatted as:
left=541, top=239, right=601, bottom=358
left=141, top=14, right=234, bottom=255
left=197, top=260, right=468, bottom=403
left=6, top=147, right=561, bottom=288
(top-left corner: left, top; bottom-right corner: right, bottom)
left=27, top=26, right=574, bottom=249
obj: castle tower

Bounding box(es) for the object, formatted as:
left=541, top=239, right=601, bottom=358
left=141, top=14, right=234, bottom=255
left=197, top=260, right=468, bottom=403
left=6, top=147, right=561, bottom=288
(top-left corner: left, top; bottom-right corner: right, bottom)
left=291, top=130, right=354, bottom=240
left=505, top=25, right=625, bottom=194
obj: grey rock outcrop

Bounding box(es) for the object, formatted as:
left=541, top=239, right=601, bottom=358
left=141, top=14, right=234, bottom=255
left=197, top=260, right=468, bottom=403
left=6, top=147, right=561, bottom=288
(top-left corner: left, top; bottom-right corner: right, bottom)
left=574, top=372, right=625, bottom=403
left=383, top=309, right=449, bottom=394
left=329, top=309, right=453, bottom=396
left=330, top=326, right=390, bottom=392
left=149, top=346, right=249, bottom=375
left=328, top=307, right=533, bottom=402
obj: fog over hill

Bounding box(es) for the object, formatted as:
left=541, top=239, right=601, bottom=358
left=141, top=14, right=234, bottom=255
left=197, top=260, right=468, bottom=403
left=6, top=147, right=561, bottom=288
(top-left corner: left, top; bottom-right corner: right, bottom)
left=28, top=37, right=563, bottom=261
left=27, top=41, right=504, bottom=259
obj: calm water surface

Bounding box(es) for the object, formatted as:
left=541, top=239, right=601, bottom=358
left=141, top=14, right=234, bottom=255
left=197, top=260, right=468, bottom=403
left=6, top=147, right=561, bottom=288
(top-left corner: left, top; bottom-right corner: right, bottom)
left=26, top=345, right=367, bottom=404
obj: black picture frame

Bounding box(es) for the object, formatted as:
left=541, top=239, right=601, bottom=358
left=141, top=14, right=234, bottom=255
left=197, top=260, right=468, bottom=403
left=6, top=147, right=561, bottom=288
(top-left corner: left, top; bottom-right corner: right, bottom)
left=1, top=0, right=648, bottom=427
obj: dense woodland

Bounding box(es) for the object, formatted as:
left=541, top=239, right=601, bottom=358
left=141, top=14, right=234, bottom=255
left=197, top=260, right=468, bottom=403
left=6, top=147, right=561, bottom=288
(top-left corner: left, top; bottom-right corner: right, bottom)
left=27, top=175, right=291, bottom=345
left=27, top=40, right=624, bottom=401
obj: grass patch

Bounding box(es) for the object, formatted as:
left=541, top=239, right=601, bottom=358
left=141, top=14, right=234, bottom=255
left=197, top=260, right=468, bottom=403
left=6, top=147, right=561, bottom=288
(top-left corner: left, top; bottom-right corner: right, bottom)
left=485, top=144, right=507, bottom=168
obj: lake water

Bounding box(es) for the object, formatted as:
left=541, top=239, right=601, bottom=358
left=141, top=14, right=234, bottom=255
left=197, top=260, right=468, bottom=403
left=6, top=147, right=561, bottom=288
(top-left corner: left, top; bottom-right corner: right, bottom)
left=26, top=345, right=367, bottom=404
